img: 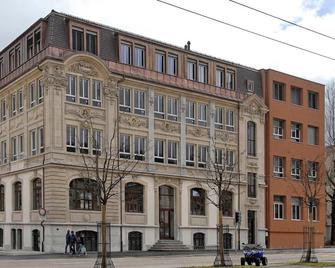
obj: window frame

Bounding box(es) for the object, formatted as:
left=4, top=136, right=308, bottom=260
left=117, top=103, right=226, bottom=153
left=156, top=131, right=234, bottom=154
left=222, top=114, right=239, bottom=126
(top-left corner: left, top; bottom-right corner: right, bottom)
left=190, top=188, right=206, bottom=216
left=273, top=118, right=284, bottom=139
left=273, top=156, right=285, bottom=178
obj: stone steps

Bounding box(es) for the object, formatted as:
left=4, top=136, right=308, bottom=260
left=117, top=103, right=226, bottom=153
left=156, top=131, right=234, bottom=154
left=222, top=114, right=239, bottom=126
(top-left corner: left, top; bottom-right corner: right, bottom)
left=149, top=240, right=190, bottom=251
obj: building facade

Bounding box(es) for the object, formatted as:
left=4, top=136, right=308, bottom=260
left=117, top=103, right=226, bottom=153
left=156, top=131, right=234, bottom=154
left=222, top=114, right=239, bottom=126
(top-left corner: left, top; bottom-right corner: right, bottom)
left=0, top=11, right=268, bottom=252
left=262, top=69, right=325, bottom=248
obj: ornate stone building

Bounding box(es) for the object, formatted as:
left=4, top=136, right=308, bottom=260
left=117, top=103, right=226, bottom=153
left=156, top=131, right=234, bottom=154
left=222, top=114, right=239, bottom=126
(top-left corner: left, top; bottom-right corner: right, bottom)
left=0, top=11, right=268, bottom=252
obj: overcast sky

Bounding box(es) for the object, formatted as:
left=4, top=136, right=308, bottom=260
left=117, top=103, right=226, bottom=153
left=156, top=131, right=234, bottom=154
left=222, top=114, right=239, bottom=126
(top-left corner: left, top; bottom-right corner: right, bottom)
left=1, top=0, right=335, bottom=85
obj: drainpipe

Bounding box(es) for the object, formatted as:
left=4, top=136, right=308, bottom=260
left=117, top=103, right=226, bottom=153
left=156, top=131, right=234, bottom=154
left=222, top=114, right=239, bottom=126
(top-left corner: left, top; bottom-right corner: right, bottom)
left=237, top=102, right=241, bottom=250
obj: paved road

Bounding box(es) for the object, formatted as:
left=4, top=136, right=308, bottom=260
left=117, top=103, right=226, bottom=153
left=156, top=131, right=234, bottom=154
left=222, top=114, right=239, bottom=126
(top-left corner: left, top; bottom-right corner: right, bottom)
left=0, top=250, right=334, bottom=268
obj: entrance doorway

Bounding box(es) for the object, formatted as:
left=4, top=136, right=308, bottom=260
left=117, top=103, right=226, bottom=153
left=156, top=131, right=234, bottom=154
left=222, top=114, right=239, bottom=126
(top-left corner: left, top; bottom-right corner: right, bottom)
left=159, top=185, right=174, bottom=239
left=76, top=230, right=97, bottom=251
left=248, top=210, right=256, bottom=244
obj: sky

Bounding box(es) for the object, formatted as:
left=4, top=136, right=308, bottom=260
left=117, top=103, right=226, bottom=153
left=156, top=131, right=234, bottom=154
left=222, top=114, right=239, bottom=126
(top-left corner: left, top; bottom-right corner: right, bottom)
left=1, top=0, right=335, bottom=85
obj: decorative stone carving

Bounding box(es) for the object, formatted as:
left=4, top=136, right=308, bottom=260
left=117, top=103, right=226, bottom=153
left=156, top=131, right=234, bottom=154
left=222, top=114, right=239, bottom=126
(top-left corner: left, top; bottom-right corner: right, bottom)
left=104, top=78, right=118, bottom=98
left=68, top=61, right=98, bottom=77
left=155, top=121, right=179, bottom=133
left=66, top=105, right=105, bottom=121
left=43, top=64, right=67, bottom=90
left=187, top=126, right=209, bottom=138
left=215, top=130, right=237, bottom=143
left=120, top=115, right=147, bottom=128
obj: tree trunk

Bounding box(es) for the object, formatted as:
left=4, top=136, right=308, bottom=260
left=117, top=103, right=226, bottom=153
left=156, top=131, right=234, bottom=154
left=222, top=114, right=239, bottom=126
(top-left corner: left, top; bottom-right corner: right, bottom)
left=306, top=206, right=313, bottom=262
left=331, top=193, right=335, bottom=245
left=218, top=208, right=225, bottom=266
left=101, top=204, right=107, bottom=268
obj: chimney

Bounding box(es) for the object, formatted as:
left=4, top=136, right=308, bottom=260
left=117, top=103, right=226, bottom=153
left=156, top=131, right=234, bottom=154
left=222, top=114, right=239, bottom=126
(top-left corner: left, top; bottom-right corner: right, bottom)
left=187, top=41, right=191, bottom=50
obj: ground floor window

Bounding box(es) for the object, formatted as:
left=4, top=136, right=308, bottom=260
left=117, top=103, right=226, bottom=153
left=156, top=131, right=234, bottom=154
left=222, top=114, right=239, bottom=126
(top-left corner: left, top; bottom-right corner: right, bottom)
left=128, top=231, right=142, bottom=251
left=223, top=233, right=232, bottom=249
left=0, top=228, right=3, bottom=247
left=193, top=232, right=205, bottom=250
left=32, top=229, right=40, bottom=251
left=76, top=230, right=97, bottom=251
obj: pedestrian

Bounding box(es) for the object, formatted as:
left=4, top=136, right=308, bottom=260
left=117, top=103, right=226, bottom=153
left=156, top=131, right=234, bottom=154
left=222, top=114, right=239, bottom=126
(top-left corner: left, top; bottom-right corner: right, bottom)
left=64, top=230, right=70, bottom=254
left=76, top=233, right=81, bottom=254
left=70, top=231, right=76, bottom=255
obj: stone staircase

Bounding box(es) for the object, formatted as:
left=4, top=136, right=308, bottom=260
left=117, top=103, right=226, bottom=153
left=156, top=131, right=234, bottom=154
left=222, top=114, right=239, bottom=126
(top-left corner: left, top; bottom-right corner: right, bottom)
left=149, top=240, right=190, bottom=251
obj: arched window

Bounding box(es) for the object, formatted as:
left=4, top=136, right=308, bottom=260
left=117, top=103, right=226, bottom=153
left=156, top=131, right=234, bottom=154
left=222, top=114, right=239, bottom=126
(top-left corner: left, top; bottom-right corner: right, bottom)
left=0, top=185, right=4, bottom=211
left=69, top=178, right=100, bottom=210
left=193, top=233, right=205, bottom=249
left=247, top=121, right=256, bottom=156
left=190, top=188, right=206, bottom=216
left=222, top=191, right=233, bottom=217
left=32, top=178, right=42, bottom=210
left=128, top=231, right=142, bottom=251
left=125, top=183, right=144, bottom=213
left=14, top=182, right=22, bottom=211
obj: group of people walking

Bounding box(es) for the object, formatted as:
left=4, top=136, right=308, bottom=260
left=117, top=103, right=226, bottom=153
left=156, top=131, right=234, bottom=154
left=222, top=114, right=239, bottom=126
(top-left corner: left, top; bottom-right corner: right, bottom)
left=65, top=230, right=87, bottom=256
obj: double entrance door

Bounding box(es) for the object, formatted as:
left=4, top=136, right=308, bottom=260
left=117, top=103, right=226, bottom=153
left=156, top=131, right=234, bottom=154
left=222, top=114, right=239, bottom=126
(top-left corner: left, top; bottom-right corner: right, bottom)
left=159, top=185, right=174, bottom=240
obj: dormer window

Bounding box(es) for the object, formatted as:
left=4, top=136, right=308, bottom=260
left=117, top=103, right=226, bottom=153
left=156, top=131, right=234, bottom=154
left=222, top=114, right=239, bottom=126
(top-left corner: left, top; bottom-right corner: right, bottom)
left=71, top=25, right=98, bottom=55
left=247, top=80, right=254, bottom=93
left=72, top=27, right=84, bottom=51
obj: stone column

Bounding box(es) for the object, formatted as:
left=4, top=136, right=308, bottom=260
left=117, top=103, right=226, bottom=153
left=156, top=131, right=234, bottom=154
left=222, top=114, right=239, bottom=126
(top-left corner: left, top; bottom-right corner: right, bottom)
left=180, top=96, right=186, bottom=167
left=148, top=89, right=155, bottom=167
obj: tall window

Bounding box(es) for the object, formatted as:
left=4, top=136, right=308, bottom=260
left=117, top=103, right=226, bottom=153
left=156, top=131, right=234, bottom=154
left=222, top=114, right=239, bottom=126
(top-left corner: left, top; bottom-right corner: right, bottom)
left=38, top=79, right=44, bottom=104
left=154, top=139, right=164, bottom=163
left=198, top=103, right=207, bottom=126
left=155, top=51, right=165, bottom=73
left=292, top=197, right=301, bottom=220
left=190, top=188, right=205, bottom=216
left=291, top=87, right=302, bottom=105
left=14, top=182, right=22, bottom=211
left=226, top=110, right=234, bottom=131
left=274, top=195, right=284, bottom=219
left=72, top=28, right=84, bottom=51
left=134, top=136, right=146, bottom=161
left=198, top=63, right=208, bottom=83
left=308, top=126, right=318, bottom=145
left=247, top=173, right=257, bottom=198
left=80, top=128, right=89, bottom=154
left=0, top=228, right=3, bottom=247
left=125, top=182, right=144, bottom=213
left=273, top=119, right=284, bottom=139
left=198, top=145, right=208, bottom=168
left=119, top=88, right=131, bottom=112
left=134, top=90, right=146, bottom=115
left=187, top=60, right=196, bottom=80
left=0, top=58, right=3, bottom=79
left=27, top=34, right=34, bottom=59
left=1, top=99, right=6, bottom=122
left=66, top=75, right=76, bottom=102
left=30, top=82, right=37, bottom=108
left=226, top=70, right=235, bottom=90
left=226, top=150, right=235, bottom=170
left=12, top=93, right=17, bottom=116
left=273, top=156, right=284, bottom=177
left=215, top=107, right=224, bottom=129
left=167, top=140, right=178, bottom=165
left=216, top=68, right=224, bottom=88
left=32, top=178, right=42, bottom=210
left=86, top=31, right=97, bottom=54
left=247, top=121, right=256, bottom=156
left=186, top=143, right=195, bottom=167
left=215, top=148, right=224, bottom=166
left=308, top=91, right=318, bottom=109
left=273, top=81, right=285, bottom=101
left=120, top=134, right=131, bottom=159
left=1, top=141, right=7, bottom=164
left=66, top=126, right=76, bottom=152
left=308, top=161, right=318, bottom=180
left=69, top=178, right=100, bottom=210
left=167, top=54, right=177, bottom=76
left=31, top=129, right=37, bottom=155
left=79, top=78, right=89, bottom=105
left=0, top=185, right=4, bottom=211
left=291, top=159, right=301, bottom=179
left=291, top=122, right=301, bottom=142
left=92, top=129, right=102, bottom=155
left=11, top=136, right=17, bottom=161
left=18, top=90, right=24, bottom=113
left=92, top=80, right=102, bottom=107
left=222, top=191, right=233, bottom=217
left=121, top=43, right=131, bottom=65
left=167, top=97, right=178, bottom=121
left=134, top=46, right=145, bottom=68
left=186, top=100, right=195, bottom=124
left=154, top=95, right=165, bottom=119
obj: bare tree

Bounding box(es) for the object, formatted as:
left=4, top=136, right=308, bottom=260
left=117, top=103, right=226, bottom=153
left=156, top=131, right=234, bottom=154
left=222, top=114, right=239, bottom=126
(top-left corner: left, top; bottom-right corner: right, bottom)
left=325, top=79, right=335, bottom=245
left=295, top=159, right=325, bottom=263
left=79, top=114, right=138, bottom=268
left=202, top=142, right=238, bottom=266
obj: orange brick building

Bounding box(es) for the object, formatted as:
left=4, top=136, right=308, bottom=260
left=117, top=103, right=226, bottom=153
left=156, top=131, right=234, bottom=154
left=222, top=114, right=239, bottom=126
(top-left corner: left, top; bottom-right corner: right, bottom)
left=262, top=69, right=325, bottom=248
